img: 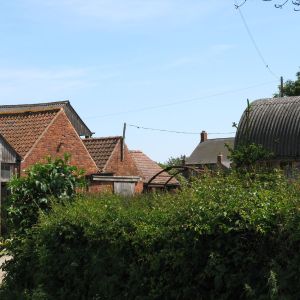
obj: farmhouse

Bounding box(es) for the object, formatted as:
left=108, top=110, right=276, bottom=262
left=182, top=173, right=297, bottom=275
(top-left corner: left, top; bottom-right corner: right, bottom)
left=186, top=131, right=234, bottom=169
left=235, top=96, right=300, bottom=168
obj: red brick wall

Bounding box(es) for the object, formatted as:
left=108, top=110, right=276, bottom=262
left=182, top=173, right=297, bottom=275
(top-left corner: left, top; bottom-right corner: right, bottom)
left=104, top=142, right=140, bottom=177
left=21, top=110, right=98, bottom=175
left=135, top=181, right=144, bottom=194
left=88, top=181, right=113, bottom=193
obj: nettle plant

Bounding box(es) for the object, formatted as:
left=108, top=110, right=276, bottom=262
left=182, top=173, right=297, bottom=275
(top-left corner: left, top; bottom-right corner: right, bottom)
left=7, top=154, right=85, bottom=234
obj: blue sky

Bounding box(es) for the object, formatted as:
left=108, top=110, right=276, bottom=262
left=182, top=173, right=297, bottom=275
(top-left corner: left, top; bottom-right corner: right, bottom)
left=0, top=1, right=299, bottom=162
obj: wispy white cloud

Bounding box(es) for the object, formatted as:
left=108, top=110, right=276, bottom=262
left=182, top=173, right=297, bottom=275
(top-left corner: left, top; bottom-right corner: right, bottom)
left=0, top=66, right=118, bottom=102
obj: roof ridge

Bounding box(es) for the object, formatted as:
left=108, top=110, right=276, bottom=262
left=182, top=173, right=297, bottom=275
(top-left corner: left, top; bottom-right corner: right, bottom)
left=0, top=107, right=61, bottom=116
left=203, top=137, right=235, bottom=142
left=83, top=136, right=122, bottom=141
left=0, top=100, right=69, bottom=108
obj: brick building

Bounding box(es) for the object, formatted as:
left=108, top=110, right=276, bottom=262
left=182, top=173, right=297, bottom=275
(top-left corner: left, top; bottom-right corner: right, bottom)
left=0, top=102, right=144, bottom=196
left=83, top=137, right=142, bottom=195
left=130, top=150, right=179, bottom=191
left=0, top=105, right=98, bottom=175
left=0, top=101, right=177, bottom=196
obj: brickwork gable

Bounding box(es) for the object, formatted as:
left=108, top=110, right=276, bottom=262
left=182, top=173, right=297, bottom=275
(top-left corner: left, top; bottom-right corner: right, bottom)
left=104, top=141, right=139, bottom=176
left=21, top=110, right=98, bottom=175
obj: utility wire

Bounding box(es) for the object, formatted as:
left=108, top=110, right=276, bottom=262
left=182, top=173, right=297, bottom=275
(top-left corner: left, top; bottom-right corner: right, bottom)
left=128, top=124, right=236, bottom=135
left=85, top=80, right=276, bottom=119
left=234, top=2, right=280, bottom=80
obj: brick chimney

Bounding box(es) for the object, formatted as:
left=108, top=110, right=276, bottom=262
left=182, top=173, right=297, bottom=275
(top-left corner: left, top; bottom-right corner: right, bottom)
left=217, top=153, right=223, bottom=165
left=200, top=131, right=208, bottom=143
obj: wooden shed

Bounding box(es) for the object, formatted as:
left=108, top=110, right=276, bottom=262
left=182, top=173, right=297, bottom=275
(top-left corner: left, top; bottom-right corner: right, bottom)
left=0, top=133, right=20, bottom=234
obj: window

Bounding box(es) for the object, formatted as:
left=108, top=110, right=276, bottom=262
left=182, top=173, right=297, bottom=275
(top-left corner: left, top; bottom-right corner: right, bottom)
left=1, top=163, right=15, bottom=181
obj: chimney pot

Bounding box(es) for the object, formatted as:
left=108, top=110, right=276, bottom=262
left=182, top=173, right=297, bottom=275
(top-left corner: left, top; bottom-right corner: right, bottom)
left=201, top=131, right=208, bottom=143
left=217, top=153, right=223, bottom=165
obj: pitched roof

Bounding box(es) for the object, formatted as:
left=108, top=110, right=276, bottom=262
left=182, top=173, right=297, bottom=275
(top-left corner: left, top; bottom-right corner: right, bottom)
left=83, top=137, right=121, bottom=172
left=0, top=100, right=92, bottom=137
left=0, top=108, right=60, bottom=158
left=130, top=150, right=179, bottom=186
left=186, top=137, right=234, bottom=168
left=235, top=96, right=300, bottom=158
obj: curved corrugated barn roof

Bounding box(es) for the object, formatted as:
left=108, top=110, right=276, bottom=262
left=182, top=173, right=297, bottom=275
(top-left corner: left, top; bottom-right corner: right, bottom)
left=235, top=96, right=300, bottom=158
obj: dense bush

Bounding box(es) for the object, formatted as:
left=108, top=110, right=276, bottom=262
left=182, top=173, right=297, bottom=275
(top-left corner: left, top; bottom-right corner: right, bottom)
left=2, top=171, right=300, bottom=299
left=6, top=154, right=85, bottom=234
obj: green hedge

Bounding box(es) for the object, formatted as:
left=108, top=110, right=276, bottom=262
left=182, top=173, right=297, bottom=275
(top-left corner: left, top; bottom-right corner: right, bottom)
left=2, top=171, right=300, bottom=299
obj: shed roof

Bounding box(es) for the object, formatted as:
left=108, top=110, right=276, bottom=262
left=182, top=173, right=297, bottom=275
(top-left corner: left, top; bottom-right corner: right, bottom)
left=83, top=137, right=121, bottom=172
left=186, top=137, right=234, bottom=168
left=130, top=150, right=179, bottom=186
left=0, top=109, right=60, bottom=158
left=0, top=100, right=92, bottom=137
left=235, top=96, right=300, bottom=158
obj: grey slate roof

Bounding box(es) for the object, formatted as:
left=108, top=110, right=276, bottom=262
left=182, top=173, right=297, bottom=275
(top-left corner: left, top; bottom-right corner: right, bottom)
left=235, top=96, right=300, bottom=158
left=186, top=137, right=234, bottom=168
left=0, top=100, right=92, bottom=137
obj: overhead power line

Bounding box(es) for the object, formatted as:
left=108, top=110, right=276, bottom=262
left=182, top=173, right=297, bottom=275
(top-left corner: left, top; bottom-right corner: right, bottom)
left=128, top=124, right=236, bottom=135
left=234, top=2, right=280, bottom=80
left=85, top=80, right=276, bottom=119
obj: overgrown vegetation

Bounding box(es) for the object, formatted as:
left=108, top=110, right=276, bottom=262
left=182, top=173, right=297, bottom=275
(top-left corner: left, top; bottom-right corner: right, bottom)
left=2, top=170, right=300, bottom=299
left=6, top=154, right=85, bottom=234
left=227, top=99, right=273, bottom=170
left=227, top=142, right=273, bottom=170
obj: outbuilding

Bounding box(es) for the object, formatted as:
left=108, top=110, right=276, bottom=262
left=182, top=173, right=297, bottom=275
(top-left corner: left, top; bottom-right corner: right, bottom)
left=0, top=133, right=20, bottom=234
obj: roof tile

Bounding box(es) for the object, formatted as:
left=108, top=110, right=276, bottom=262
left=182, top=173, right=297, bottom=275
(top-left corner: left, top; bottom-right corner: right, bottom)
left=0, top=109, right=60, bottom=157
left=83, top=137, right=121, bottom=172
left=130, top=150, right=179, bottom=186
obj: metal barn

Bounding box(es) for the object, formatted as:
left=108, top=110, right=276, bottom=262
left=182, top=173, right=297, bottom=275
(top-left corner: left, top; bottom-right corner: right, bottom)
left=235, top=96, right=300, bottom=169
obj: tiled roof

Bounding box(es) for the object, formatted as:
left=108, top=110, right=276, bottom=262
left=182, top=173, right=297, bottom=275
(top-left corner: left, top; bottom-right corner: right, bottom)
left=83, top=137, right=121, bottom=172
left=0, top=108, right=60, bottom=157
left=0, top=100, right=92, bottom=137
left=130, top=150, right=179, bottom=186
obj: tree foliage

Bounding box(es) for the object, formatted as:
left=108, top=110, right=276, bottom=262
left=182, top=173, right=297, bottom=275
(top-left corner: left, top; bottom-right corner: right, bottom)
left=227, top=143, right=273, bottom=169
left=235, top=0, right=300, bottom=11
left=274, top=70, right=300, bottom=97
left=159, top=155, right=185, bottom=168
left=6, top=154, right=85, bottom=234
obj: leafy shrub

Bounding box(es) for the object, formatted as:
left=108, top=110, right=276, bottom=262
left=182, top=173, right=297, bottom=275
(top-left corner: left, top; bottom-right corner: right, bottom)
left=6, top=154, right=85, bottom=234
left=2, top=171, right=300, bottom=299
